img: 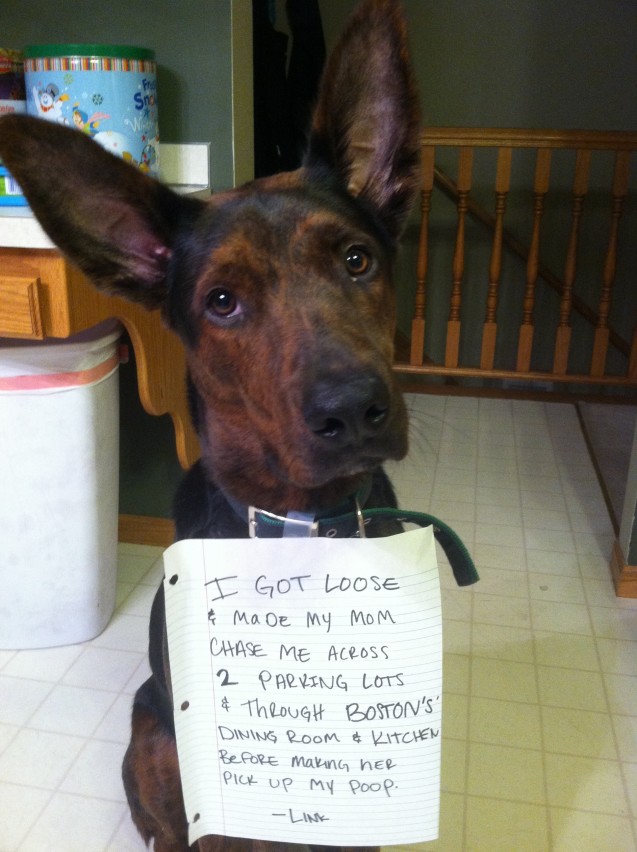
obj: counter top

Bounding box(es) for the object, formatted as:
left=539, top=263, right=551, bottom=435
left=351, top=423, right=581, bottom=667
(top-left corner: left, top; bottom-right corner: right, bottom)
left=0, top=142, right=211, bottom=249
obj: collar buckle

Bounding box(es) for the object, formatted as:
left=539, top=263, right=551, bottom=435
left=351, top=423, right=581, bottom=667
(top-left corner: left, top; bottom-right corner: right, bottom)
left=248, top=506, right=319, bottom=538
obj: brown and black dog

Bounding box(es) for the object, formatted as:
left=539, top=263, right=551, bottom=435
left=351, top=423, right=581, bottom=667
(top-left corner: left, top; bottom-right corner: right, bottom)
left=0, top=1, right=420, bottom=849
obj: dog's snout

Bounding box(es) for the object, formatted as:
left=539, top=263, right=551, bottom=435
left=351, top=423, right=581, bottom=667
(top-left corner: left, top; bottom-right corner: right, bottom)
left=303, top=372, right=391, bottom=446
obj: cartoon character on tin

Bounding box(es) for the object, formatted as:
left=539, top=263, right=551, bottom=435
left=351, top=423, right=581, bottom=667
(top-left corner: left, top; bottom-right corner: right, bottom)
left=139, top=142, right=157, bottom=172
left=32, top=83, right=69, bottom=123
left=72, top=103, right=110, bottom=137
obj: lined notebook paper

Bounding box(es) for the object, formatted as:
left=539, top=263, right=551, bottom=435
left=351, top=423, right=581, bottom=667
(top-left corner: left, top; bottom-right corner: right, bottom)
left=163, top=526, right=442, bottom=847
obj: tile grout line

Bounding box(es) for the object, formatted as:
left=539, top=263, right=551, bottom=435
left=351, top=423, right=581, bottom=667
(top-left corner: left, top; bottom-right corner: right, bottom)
left=576, top=496, right=637, bottom=843
left=100, top=549, right=158, bottom=851
left=518, top=400, right=552, bottom=848
left=549, top=401, right=636, bottom=845
left=8, top=549, right=159, bottom=852
left=0, top=642, right=86, bottom=850
left=10, top=641, right=83, bottom=852
left=569, top=405, right=637, bottom=840
left=460, top=396, right=480, bottom=851
left=541, top=399, right=591, bottom=846
left=15, top=788, right=58, bottom=851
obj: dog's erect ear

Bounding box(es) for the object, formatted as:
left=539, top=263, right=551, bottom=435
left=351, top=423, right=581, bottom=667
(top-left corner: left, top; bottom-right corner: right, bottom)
left=304, top=0, right=421, bottom=242
left=0, top=114, right=201, bottom=309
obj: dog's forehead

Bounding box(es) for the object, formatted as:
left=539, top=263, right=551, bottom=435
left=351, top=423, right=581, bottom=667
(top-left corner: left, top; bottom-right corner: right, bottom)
left=166, top=175, right=395, bottom=345
left=199, top=175, right=390, bottom=258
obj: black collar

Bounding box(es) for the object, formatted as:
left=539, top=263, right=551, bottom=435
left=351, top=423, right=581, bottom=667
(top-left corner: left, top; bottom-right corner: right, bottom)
left=223, top=478, right=373, bottom=539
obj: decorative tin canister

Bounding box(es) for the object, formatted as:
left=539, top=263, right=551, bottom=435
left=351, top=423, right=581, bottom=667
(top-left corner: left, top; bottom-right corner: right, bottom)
left=24, top=44, right=159, bottom=176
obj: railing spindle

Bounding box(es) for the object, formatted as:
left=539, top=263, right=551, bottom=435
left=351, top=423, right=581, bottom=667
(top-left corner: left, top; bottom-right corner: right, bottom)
left=481, top=147, right=512, bottom=369
left=553, top=149, right=591, bottom=374
left=590, top=150, right=632, bottom=376
left=410, top=145, right=435, bottom=366
left=517, top=148, right=551, bottom=371
left=446, top=147, right=473, bottom=367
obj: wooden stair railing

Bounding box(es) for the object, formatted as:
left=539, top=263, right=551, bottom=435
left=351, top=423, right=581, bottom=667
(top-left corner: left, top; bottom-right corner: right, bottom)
left=432, top=165, right=633, bottom=365
left=399, top=128, right=637, bottom=391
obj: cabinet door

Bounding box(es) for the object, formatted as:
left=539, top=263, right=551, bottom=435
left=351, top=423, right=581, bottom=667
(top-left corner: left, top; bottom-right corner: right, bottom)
left=0, top=276, right=44, bottom=338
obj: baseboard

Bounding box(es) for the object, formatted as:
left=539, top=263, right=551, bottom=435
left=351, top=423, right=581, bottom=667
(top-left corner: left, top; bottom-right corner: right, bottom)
left=118, top=513, right=175, bottom=548
left=610, top=539, right=637, bottom=599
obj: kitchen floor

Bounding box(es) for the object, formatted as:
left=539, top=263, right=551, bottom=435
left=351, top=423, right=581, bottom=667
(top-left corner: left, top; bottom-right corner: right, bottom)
left=1, top=394, right=636, bottom=851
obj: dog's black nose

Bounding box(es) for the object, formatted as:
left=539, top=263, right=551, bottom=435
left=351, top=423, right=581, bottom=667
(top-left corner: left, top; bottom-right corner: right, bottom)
left=303, top=372, right=391, bottom=446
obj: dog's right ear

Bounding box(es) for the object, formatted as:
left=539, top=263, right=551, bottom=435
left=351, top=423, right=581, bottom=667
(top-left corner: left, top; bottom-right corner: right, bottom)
left=304, top=0, right=421, bottom=243
left=0, top=114, right=202, bottom=309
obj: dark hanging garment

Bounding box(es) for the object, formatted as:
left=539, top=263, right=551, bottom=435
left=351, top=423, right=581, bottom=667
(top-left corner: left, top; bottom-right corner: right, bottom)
left=252, top=0, right=325, bottom=177
left=252, top=0, right=292, bottom=177
left=286, top=0, right=326, bottom=167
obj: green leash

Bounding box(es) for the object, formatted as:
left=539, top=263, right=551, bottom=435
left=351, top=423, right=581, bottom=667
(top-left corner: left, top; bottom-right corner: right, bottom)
left=362, top=508, right=479, bottom=587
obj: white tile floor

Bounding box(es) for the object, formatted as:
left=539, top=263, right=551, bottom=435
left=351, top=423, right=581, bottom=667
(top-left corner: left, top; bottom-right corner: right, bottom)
left=1, top=394, right=636, bottom=851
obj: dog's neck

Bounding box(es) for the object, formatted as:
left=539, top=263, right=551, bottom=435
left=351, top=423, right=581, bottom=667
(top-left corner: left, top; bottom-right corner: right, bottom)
left=222, top=474, right=372, bottom=522
left=209, top=458, right=373, bottom=519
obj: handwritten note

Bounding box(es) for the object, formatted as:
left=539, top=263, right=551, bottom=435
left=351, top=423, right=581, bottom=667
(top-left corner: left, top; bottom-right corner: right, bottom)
left=163, top=526, right=442, bottom=847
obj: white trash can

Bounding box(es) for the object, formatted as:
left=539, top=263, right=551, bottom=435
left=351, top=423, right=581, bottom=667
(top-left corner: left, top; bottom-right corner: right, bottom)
left=0, top=320, right=121, bottom=648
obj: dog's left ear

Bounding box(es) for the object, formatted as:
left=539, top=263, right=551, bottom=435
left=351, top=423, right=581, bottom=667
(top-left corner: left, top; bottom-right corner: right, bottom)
left=0, top=114, right=202, bottom=309
left=304, top=0, right=421, bottom=241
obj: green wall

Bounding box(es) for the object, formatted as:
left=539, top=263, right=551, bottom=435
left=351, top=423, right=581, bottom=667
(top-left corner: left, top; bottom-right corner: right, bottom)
left=320, top=0, right=637, bottom=131
left=2, top=0, right=241, bottom=190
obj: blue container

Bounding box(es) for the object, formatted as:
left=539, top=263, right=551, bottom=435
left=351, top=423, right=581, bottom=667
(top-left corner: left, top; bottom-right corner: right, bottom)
left=0, top=165, right=27, bottom=206
left=24, top=44, right=159, bottom=176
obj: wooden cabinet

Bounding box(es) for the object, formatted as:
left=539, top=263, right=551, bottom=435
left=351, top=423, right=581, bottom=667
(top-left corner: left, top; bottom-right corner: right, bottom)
left=0, top=246, right=199, bottom=474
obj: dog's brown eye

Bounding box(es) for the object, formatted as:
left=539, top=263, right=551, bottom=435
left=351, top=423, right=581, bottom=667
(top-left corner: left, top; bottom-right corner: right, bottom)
left=344, top=245, right=371, bottom=277
left=205, top=287, right=239, bottom=319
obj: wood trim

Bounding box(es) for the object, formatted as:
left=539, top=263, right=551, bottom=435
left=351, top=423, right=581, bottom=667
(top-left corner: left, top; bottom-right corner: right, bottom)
left=395, top=376, right=637, bottom=406
left=393, top=362, right=637, bottom=387
left=118, top=513, right=175, bottom=548
left=610, top=539, right=637, bottom=599
left=421, top=127, right=637, bottom=150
